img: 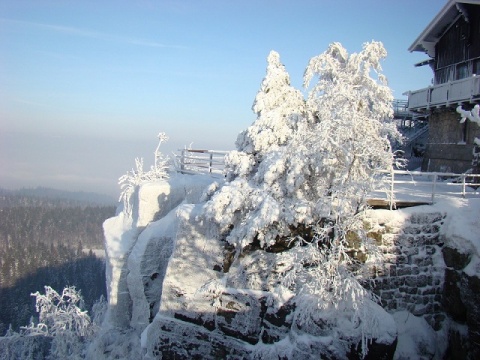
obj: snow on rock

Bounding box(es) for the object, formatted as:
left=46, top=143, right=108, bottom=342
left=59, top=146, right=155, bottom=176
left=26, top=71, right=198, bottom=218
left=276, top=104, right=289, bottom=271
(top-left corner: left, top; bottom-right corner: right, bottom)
left=93, top=173, right=480, bottom=359
left=439, top=198, right=480, bottom=277
left=101, top=174, right=217, bottom=332
left=95, top=170, right=400, bottom=359
left=103, top=211, right=137, bottom=328
left=392, top=311, right=439, bottom=360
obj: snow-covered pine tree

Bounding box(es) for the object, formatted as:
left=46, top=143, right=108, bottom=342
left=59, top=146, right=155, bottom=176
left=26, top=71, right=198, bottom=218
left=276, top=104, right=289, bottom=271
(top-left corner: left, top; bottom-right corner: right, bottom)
left=203, top=50, right=307, bottom=250
left=236, top=50, right=306, bottom=156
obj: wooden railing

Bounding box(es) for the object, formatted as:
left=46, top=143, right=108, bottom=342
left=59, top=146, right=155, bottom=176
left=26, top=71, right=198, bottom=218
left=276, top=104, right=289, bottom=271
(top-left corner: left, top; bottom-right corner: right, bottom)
left=174, top=149, right=228, bottom=177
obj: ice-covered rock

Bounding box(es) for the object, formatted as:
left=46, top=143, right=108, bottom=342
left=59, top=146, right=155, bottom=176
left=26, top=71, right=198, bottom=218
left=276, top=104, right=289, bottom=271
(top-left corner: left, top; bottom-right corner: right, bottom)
left=101, top=174, right=218, bottom=332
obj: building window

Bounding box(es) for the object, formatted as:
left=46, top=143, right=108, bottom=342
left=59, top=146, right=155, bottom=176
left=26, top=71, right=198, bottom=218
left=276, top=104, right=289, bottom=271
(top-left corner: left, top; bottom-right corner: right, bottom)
left=456, top=62, right=469, bottom=80
left=473, top=59, right=480, bottom=76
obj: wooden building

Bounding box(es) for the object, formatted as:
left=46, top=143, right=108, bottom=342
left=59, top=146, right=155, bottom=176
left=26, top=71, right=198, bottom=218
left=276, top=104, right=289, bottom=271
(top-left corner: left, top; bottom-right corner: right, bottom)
left=407, top=0, right=480, bottom=172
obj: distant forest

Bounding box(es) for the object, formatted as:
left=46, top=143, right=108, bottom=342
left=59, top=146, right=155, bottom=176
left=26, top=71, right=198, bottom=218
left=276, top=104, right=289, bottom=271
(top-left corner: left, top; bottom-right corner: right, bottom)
left=0, top=188, right=117, bottom=335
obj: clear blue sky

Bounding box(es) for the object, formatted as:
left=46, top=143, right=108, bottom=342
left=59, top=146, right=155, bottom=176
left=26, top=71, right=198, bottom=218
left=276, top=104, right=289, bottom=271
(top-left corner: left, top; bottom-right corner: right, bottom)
left=0, top=0, right=446, bottom=198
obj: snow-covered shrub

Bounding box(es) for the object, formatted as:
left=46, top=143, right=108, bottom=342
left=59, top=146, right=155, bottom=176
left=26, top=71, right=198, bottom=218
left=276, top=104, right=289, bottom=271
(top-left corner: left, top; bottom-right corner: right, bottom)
left=119, top=132, right=170, bottom=214
left=21, top=286, right=94, bottom=359
left=26, top=286, right=92, bottom=338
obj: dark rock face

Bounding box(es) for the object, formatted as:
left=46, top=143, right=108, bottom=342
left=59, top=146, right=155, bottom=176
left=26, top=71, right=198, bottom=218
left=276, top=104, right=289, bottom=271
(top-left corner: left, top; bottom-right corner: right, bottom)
left=150, top=317, right=251, bottom=360
left=348, top=338, right=398, bottom=360
left=443, top=268, right=467, bottom=323
left=442, top=247, right=471, bottom=270
left=443, top=257, right=480, bottom=360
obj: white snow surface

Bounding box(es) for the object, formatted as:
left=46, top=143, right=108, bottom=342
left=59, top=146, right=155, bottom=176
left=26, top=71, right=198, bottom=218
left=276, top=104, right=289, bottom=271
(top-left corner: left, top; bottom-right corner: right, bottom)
left=392, top=311, right=439, bottom=360
left=102, top=174, right=218, bottom=330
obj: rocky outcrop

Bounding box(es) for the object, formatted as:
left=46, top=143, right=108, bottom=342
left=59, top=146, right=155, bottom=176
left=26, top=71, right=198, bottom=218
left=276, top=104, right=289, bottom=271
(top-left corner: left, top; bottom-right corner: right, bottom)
left=96, top=175, right=397, bottom=359
left=442, top=246, right=480, bottom=360
left=95, top=175, right=480, bottom=359
left=140, top=200, right=397, bottom=359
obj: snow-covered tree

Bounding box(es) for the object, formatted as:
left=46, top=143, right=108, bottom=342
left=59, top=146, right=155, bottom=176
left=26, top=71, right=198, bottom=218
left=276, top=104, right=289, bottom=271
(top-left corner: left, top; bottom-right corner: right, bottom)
left=236, top=50, right=306, bottom=156
left=301, top=41, right=399, bottom=220
left=204, top=42, right=398, bottom=251
left=21, top=286, right=94, bottom=359
left=203, top=42, right=399, bottom=357
left=204, top=51, right=308, bottom=250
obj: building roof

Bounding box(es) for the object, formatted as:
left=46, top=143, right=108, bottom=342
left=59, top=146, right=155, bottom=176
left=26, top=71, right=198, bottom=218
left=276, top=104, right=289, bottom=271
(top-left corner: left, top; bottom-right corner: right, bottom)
left=409, top=0, right=480, bottom=57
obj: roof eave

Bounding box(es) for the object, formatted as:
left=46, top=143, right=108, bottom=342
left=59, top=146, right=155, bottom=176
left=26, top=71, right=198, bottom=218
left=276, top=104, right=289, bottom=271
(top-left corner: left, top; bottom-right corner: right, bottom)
left=408, top=0, right=458, bottom=55
left=408, top=0, right=480, bottom=56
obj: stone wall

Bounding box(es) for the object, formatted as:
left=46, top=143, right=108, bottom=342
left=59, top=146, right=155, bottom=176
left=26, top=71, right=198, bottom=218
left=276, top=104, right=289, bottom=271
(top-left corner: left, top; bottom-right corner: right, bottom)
left=362, top=211, right=447, bottom=330
left=423, top=108, right=480, bottom=172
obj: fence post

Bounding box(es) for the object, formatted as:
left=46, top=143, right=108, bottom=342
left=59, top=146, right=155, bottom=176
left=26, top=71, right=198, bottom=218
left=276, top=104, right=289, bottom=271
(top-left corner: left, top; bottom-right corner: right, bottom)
left=181, top=149, right=185, bottom=172
left=209, top=152, right=213, bottom=173
left=462, top=174, right=466, bottom=198
left=432, top=173, right=437, bottom=203
left=390, top=168, right=395, bottom=210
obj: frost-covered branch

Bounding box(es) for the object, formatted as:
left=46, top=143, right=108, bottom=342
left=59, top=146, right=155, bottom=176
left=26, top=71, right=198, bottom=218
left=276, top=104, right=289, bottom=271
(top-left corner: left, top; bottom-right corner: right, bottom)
left=19, top=286, right=100, bottom=359
left=283, top=215, right=388, bottom=358
left=119, top=132, right=171, bottom=213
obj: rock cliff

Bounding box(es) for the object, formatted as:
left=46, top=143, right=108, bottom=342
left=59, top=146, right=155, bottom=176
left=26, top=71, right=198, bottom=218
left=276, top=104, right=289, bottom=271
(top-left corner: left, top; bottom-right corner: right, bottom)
left=90, top=175, right=480, bottom=359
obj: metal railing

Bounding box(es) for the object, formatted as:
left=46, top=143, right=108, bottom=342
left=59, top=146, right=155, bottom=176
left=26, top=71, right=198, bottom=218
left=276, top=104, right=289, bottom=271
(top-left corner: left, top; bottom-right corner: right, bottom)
left=374, top=169, right=480, bottom=208
left=174, top=149, right=228, bottom=177
left=174, top=149, right=480, bottom=208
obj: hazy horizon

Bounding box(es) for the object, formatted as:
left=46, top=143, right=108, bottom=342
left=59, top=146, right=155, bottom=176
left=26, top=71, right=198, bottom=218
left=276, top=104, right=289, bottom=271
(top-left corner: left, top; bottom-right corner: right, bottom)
left=0, top=0, right=446, bottom=197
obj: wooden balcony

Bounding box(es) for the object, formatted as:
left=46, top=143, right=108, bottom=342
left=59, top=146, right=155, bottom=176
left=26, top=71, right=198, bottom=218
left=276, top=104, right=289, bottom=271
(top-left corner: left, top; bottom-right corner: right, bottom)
left=407, top=75, right=480, bottom=111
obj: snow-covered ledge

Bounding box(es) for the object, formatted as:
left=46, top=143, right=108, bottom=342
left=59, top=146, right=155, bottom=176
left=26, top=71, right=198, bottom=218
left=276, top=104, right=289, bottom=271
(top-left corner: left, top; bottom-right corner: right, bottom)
left=102, top=174, right=219, bottom=330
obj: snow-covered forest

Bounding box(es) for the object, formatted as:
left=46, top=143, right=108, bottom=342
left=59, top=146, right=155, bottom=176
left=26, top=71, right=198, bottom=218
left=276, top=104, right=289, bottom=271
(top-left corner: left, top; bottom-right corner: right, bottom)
left=0, top=189, right=114, bottom=336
